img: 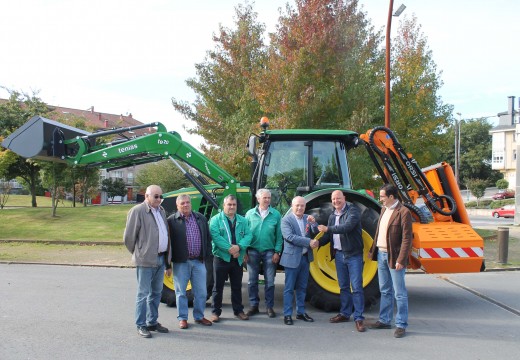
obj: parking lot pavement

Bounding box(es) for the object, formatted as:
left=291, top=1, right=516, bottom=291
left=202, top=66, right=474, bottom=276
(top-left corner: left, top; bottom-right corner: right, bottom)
left=1, top=264, right=519, bottom=360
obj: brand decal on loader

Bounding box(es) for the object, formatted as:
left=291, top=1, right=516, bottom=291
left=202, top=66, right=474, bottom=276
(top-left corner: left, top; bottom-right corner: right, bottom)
left=118, top=144, right=138, bottom=153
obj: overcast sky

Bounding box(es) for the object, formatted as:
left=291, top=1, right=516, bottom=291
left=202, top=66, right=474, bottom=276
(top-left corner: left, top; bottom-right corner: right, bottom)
left=1, top=0, right=518, bottom=145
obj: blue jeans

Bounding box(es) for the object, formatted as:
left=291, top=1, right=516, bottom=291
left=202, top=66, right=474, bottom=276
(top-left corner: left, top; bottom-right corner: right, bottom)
left=247, top=249, right=277, bottom=309
left=335, top=252, right=364, bottom=321
left=173, top=259, right=207, bottom=321
left=377, top=251, right=408, bottom=328
left=283, top=255, right=309, bottom=316
left=135, top=255, right=165, bottom=327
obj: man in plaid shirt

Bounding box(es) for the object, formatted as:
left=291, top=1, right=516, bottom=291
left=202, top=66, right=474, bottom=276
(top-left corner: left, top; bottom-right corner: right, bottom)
left=167, top=194, right=213, bottom=329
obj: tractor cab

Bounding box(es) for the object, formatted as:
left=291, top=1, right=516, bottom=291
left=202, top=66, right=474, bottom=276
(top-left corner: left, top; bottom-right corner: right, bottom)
left=253, top=134, right=358, bottom=212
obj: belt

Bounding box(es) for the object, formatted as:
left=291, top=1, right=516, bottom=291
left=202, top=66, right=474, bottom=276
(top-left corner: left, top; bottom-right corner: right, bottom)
left=158, top=251, right=167, bottom=256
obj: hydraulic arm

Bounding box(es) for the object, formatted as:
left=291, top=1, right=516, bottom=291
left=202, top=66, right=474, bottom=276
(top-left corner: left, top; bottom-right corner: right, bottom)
left=360, top=126, right=483, bottom=273
left=2, top=115, right=240, bottom=210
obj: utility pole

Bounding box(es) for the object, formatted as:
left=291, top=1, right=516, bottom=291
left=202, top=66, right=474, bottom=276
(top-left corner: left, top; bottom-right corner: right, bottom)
left=384, top=1, right=406, bottom=128
left=454, top=113, right=462, bottom=187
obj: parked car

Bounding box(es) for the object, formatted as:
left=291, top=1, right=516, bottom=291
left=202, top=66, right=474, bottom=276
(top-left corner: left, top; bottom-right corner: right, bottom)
left=491, top=204, right=515, bottom=218
left=491, top=189, right=515, bottom=200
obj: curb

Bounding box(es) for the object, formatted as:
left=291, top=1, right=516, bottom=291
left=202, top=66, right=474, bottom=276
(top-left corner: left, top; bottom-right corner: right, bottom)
left=0, top=260, right=134, bottom=268
left=0, top=239, right=122, bottom=246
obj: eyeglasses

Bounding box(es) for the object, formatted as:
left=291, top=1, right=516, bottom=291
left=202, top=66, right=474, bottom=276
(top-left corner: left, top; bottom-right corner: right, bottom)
left=153, top=194, right=163, bottom=199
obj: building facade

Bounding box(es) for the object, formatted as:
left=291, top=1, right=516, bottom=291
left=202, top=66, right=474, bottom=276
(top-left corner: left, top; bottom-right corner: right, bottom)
left=490, top=96, right=518, bottom=187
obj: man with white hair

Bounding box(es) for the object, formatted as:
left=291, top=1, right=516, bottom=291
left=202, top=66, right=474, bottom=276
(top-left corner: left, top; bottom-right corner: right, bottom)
left=245, top=188, right=283, bottom=318
left=124, top=185, right=170, bottom=338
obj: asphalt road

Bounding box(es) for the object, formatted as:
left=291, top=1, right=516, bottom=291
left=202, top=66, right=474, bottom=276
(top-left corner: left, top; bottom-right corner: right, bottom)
left=1, top=264, right=519, bottom=360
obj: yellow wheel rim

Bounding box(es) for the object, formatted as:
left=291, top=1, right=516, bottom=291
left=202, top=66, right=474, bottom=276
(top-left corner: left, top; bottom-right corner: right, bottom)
left=163, top=271, right=193, bottom=291
left=309, top=229, right=378, bottom=294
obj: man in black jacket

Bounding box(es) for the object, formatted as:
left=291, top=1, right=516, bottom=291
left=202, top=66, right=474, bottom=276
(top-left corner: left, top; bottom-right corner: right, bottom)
left=318, top=190, right=365, bottom=332
left=167, top=194, right=213, bottom=329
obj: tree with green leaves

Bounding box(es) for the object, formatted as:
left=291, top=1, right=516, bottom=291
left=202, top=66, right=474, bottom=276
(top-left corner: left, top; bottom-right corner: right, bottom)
left=443, top=118, right=501, bottom=188
left=73, top=167, right=100, bottom=207
left=466, top=178, right=489, bottom=207
left=172, top=2, right=267, bottom=180
left=40, top=162, right=70, bottom=217
left=496, top=178, right=508, bottom=190
left=101, top=178, right=127, bottom=203
left=135, top=160, right=191, bottom=193
left=172, top=0, right=454, bottom=193
left=0, top=89, right=54, bottom=207
left=0, top=181, right=11, bottom=209
left=260, top=0, right=383, bottom=132
left=390, top=15, right=452, bottom=166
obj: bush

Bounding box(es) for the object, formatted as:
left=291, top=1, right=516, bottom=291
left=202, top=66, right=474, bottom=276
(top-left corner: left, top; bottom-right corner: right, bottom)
left=496, top=179, right=509, bottom=190
left=466, top=199, right=515, bottom=209
left=465, top=199, right=493, bottom=208
left=490, top=199, right=515, bottom=209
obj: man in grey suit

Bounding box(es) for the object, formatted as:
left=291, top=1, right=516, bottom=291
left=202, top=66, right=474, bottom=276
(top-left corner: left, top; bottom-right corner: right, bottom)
left=280, top=196, right=319, bottom=325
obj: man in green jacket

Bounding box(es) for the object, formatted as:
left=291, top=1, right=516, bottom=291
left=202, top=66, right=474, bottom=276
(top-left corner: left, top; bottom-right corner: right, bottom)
left=210, top=194, right=252, bottom=322
left=245, top=189, right=283, bottom=318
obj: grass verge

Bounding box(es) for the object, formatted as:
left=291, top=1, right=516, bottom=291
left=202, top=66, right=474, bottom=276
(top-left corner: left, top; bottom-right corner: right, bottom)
left=1, top=198, right=519, bottom=268
left=0, top=204, right=131, bottom=242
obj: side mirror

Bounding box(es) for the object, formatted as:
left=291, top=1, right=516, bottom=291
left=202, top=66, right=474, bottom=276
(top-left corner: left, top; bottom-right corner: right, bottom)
left=247, top=135, right=257, bottom=157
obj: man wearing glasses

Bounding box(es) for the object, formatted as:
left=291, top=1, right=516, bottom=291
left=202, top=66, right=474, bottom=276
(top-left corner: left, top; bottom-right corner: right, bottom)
left=124, top=185, right=170, bottom=338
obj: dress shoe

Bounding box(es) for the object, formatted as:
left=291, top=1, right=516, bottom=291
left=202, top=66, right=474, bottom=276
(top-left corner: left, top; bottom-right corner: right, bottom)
left=267, top=308, right=276, bottom=318
left=329, top=314, right=350, bottom=323
left=137, top=326, right=151, bottom=338
left=236, top=312, right=249, bottom=320
left=370, top=321, right=391, bottom=329
left=355, top=320, right=366, bottom=332
left=179, top=320, right=188, bottom=329
left=195, top=317, right=213, bottom=326
left=296, top=313, right=314, bottom=322
left=147, top=323, right=169, bottom=333
left=394, top=327, right=406, bottom=338
left=283, top=316, right=293, bottom=325
left=211, top=314, right=220, bottom=323
left=246, top=306, right=259, bottom=316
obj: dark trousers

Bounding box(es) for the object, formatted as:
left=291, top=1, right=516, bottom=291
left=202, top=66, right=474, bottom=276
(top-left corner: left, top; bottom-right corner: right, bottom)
left=212, top=256, right=244, bottom=316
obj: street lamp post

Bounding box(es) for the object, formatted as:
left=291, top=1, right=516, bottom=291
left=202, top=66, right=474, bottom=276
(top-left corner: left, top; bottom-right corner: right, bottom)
left=385, top=2, right=406, bottom=129
left=454, top=113, right=462, bottom=187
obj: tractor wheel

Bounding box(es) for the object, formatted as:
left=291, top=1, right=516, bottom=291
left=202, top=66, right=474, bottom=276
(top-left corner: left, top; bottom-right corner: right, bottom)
left=160, top=271, right=194, bottom=307
left=304, top=189, right=381, bottom=312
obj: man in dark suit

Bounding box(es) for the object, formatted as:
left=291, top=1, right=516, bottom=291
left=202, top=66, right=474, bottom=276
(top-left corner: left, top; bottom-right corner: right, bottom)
left=280, top=196, right=318, bottom=325
left=167, top=194, right=213, bottom=329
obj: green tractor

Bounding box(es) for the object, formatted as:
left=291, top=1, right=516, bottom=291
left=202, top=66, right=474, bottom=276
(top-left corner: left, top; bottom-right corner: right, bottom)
left=3, top=115, right=483, bottom=311
left=154, top=117, right=382, bottom=311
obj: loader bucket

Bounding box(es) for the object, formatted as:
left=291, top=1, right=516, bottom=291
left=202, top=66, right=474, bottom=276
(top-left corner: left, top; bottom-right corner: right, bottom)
left=1, top=115, right=90, bottom=162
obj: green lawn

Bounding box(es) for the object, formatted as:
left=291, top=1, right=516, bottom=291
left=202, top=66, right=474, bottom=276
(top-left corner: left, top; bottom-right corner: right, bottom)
left=0, top=203, right=132, bottom=242
left=2, top=194, right=66, bottom=207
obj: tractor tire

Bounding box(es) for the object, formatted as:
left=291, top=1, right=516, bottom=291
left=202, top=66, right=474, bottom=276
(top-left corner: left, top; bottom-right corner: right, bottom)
left=304, top=189, right=381, bottom=312
left=160, top=285, right=195, bottom=308
left=160, top=256, right=214, bottom=307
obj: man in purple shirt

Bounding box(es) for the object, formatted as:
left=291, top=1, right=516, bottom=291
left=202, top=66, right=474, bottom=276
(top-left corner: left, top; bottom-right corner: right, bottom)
left=167, top=194, right=213, bottom=329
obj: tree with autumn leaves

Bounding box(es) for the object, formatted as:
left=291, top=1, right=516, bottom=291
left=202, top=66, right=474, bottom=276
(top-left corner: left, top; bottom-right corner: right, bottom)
left=172, top=0, right=457, bottom=190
